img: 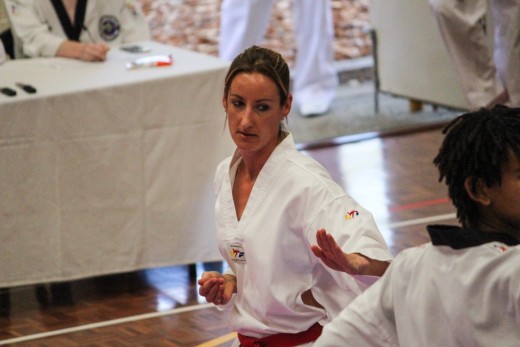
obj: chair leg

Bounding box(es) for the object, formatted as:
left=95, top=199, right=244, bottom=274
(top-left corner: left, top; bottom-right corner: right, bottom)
left=369, top=27, right=380, bottom=114
left=188, top=263, right=197, bottom=283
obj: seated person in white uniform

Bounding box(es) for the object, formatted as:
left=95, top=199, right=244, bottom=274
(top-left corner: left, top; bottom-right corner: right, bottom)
left=6, top=0, right=150, bottom=61
left=219, top=0, right=338, bottom=117
left=314, top=105, right=520, bottom=346
left=197, top=46, right=392, bottom=346
left=428, top=0, right=520, bottom=109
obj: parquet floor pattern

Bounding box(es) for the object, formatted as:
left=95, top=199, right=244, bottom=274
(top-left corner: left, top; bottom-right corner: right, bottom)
left=0, top=128, right=458, bottom=346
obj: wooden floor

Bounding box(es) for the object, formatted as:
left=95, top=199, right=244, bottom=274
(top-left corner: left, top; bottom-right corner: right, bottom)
left=0, top=127, right=458, bottom=346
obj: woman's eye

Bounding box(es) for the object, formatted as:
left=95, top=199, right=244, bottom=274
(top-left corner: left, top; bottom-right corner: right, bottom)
left=231, top=100, right=244, bottom=107
left=257, top=104, right=270, bottom=112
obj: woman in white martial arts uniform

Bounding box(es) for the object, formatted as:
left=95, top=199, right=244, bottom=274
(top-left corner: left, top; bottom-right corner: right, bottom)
left=197, top=46, right=392, bottom=346
left=6, top=0, right=150, bottom=61
left=315, top=105, right=520, bottom=346
left=428, top=0, right=520, bottom=109
left=219, top=0, right=338, bottom=117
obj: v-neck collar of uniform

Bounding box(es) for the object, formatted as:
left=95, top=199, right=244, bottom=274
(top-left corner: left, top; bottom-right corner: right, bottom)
left=228, top=133, right=293, bottom=224
left=50, top=0, right=88, bottom=41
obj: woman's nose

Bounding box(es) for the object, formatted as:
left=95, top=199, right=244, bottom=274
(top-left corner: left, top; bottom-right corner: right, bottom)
left=241, top=105, right=255, bottom=124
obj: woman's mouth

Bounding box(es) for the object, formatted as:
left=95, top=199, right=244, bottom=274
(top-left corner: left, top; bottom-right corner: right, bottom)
left=237, top=131, right=256, bottom=138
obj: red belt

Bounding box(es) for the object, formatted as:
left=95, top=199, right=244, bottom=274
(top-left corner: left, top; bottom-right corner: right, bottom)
left=237, top=322, right=323, bottom=347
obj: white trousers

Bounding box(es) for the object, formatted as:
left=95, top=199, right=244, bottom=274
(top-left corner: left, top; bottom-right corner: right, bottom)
left=429, top=0, right=520, bottom=108
left=219, top=0, right=338, bottom=107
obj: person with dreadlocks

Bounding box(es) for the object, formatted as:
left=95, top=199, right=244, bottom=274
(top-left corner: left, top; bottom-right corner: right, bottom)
left=313, top=105, right=520, bottom=346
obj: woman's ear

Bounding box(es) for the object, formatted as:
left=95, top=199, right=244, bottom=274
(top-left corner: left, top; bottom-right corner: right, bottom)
left=464, top=177, right=491, bottom=206
left=283, top=93, right=293, bottom=115
left=222, top=96, right=227, bottom=113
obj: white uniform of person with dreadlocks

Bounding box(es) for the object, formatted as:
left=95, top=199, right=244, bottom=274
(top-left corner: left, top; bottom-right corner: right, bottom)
left=197, top=46, right=392, bottom=347
left=314, top=105, right=520, bottom=347
left=6, top=0, right=150, bottom=61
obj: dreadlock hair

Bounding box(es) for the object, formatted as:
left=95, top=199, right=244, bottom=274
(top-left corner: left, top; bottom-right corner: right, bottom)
left=433, top=105, right=520, bottom=228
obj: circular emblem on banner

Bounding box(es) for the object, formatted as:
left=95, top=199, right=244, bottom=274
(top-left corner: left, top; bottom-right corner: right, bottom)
left=98, top=15, right=120, bottom=41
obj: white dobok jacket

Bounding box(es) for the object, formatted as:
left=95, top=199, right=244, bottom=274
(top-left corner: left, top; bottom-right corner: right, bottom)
left=7, top=0, right=150, bottom=58
left=314, top=225, right=520, bottom=346
left=214, top=133, right=393, bottom=338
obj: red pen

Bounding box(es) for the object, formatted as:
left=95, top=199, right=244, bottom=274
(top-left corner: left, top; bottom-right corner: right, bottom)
left=126, top=55, right=173, bottom=70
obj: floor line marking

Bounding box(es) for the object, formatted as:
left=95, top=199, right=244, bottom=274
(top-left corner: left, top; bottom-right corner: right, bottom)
left=0, top=303, right=214, bottom=345
left=0, top=213, right=458, bottom=346
left=194, top=332, right=237, bottom=347
left=384, top=213, right=457, bottom=229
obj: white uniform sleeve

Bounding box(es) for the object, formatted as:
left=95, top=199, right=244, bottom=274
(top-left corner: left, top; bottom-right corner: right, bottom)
left=314, top=261, right=399, bottom=347
left=304, top=195, right=393, bottom=319
left=7, top=0, right=64, bottom=57
left=307, top=195, right=392, bottom=261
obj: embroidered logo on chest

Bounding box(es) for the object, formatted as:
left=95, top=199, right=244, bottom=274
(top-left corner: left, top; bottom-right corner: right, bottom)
left=229, top=243, right=246, bottom=263
left=98, top=15, right=120, bottom=41
left=490, top=243, right=509, bottom=252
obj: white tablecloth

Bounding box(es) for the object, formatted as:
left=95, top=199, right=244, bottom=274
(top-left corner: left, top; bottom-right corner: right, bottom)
left=0, top=42, right=234, bottom=287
